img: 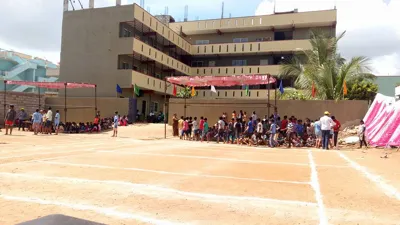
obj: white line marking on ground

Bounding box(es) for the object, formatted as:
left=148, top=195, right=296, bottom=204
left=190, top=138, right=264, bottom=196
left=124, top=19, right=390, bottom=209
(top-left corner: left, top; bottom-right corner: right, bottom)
left=97, top=151, right=349, bottom=168
left=38, top=161, right=310, bottom=185
left=308, top=150, right=328, bottom=225
left=98, top=151, right=311, bottom=166
left=337, top=152, right=400, bottom=201
left=0, top=172, right=317, bottom=207
left=0, top=150, right=92, bottom=160
left=0, top=194, right=184, bottom=225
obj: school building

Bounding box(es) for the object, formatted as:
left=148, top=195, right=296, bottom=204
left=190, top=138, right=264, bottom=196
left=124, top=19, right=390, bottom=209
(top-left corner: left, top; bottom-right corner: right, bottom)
left=59, top=1, right=337, bottom=117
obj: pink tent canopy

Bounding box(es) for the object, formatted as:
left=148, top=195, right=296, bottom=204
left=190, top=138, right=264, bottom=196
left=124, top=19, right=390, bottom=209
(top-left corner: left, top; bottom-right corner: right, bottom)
left=167, top=75, right=276, bottom=87
left=5, top=80, right=96, bottom=89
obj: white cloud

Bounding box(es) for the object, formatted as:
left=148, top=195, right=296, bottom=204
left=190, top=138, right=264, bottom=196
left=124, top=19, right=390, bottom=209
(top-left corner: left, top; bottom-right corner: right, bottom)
left=256, top=0, right=400, bottom=75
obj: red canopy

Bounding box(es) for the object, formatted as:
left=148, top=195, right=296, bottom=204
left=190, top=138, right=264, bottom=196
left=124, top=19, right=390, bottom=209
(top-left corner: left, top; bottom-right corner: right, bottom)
left=167, top=75, right=276, bottom=87
left=5, top=80, right=96, bottom=89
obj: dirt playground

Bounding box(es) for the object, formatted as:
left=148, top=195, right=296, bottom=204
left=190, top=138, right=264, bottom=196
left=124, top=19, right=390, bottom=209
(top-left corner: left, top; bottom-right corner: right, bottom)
left=0, top=124, right=399, bottom=225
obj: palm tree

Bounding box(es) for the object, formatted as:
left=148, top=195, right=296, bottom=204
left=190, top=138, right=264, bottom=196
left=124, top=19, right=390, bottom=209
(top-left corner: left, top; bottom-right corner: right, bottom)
left=279, top=30, right=375, bottom=100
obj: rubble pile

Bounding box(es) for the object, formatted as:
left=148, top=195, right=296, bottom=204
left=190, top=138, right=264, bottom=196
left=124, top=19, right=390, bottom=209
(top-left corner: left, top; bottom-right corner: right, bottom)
left=339, top=125, right=359, bottom=146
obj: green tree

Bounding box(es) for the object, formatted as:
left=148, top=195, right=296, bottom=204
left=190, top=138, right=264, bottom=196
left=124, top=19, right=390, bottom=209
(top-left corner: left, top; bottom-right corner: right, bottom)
left=176, top=86, right=192, bottom=98
left=279, top=30, right=375, bottom=100
left=276, top=87, right=311, bottom=100
left=346, top=80, right=378, bottom=100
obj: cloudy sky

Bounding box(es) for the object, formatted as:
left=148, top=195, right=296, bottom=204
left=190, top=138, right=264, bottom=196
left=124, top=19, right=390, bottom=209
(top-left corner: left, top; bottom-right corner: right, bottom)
left=0, top=0, right=399, bottom=75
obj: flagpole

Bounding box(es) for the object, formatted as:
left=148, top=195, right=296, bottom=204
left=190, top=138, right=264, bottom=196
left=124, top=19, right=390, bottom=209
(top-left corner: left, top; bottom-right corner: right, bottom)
left=274, top=79, right=277, bottom=114
left=267, top=74, right=271, bottom=118
left=164, top=77, right=167, bottom=139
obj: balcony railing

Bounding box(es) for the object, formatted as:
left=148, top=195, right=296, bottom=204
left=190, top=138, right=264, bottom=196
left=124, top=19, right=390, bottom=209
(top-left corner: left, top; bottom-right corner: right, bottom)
left=191, top=65, right=280, bottom=76
left=169, top=9, right=336, bottom=35
left=133, top=38, right=191, bottom=76
left=191, top=39, right=311, bottom=55
left=132, top=70, right=183, bottom=95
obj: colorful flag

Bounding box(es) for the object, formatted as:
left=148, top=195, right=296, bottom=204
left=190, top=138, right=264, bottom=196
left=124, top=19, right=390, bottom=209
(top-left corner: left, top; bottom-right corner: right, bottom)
left=116, top=84, right=122, bottom=94
left=134, top=84, right=140, bottom=96
left=343, top=80, right=348, bottom=96
left=245, top=85, right=249, bottom=96
left=191, top=86, right=196, bottom=97
left=211, top=85, right=217, bottom=93
left=279, top=80, right=284, bottom=94
left=173, top=85, right=177, bottom=96
left=311, top=82, right=316, bottom=98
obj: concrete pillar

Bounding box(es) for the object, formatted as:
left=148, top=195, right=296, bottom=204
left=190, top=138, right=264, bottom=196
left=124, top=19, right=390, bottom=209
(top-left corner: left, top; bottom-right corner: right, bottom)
left=63, top=0, right=68, bottom=11
left=89, top=0, right=94, bottom=8
left=116, top=0, right=121, bottom=6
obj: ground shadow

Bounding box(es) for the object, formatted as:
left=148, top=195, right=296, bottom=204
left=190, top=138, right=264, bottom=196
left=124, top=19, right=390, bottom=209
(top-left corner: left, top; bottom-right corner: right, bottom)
left=17, top=214, right=106, bottom=225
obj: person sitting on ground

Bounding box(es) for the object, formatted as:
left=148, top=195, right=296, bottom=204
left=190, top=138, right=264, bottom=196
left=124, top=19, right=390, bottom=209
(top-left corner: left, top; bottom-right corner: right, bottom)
left=249, top=131, right=258, bottom=147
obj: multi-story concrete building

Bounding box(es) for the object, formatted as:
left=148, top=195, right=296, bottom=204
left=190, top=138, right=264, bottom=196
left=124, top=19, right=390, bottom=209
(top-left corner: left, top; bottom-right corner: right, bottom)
left=60, top=1, right=336, bottom=116
left=0, top=49, right=59, bottom=92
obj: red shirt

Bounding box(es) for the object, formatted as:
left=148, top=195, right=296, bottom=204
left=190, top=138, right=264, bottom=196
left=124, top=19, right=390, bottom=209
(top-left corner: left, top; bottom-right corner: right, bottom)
left=281, top=119, right=288, bottom=129
left=333, top=119, right=341, bottom=132
left=199, top=119, right=204, bottom=130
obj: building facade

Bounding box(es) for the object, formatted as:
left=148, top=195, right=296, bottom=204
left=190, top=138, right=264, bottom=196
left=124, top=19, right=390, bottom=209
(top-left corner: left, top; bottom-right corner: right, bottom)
left=375, top=75, right=400, bottom=97
left=60, top=3, right=336, bottom=116
left=0, top=49, right=59, bottom=92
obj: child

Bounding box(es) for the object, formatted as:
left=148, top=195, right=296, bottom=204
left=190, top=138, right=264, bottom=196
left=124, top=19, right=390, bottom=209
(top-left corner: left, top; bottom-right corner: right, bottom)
left=269, top=119, right=279, bottom=148
left=112, top=111, right=119, bottom=137
left=358, top=120, right=368, bottom=149
left=201, top=118, right=209, bottom=142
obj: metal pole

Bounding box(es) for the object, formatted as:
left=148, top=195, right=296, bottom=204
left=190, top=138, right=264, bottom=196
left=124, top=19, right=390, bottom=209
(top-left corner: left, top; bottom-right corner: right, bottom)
left=267, top=74, right=270, bottom=118
left=3, top=81, right=6, bottom=128
left=184, top=95, right=187, bottom=117
left=95, top=85, right=98, bottom=116
left=38, top=88, right=41, bottom=109
left=64, top=83, right=67, bottom=123
left=164, top=78, right=167, bottom=139
left=274, top=79, right=277, bottom=114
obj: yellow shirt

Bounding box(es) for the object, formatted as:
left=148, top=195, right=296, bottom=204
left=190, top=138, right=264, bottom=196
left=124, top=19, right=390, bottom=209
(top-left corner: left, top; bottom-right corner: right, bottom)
left=178, top=119, right=184, bottom=129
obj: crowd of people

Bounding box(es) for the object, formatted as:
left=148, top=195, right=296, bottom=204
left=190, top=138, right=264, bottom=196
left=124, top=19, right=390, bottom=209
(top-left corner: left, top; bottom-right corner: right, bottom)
left=172, top=110, right=368, bottom=149
left=1, top=105, right=129, bottom=136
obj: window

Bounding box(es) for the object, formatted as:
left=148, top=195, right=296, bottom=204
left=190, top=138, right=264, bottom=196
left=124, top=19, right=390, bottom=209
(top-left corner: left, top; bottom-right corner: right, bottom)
left=208, top=61, right=216, bottom=67
left=260, top=59, right=269, bottom=65
left=233, top=38, right=248, bottom=43
left=121, top=62, right=129, bottom=69
left=151, top=102, right=159, bottom=112
left=191, top=61, right=204, bottom=67
left=122, top=28, right=131, bottom=37
left=195, top=40, right=210, bottom=45
left=232, top=60, right=247, bottom=66
left=274, top=30, right=293, bottom=41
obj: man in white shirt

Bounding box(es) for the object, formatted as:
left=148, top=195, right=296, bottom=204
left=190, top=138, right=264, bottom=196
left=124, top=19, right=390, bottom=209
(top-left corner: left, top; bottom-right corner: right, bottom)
left=252, top=111, right=258, bottom=121
left=217, top=117, right=225, bottom=144
left=320, top=111, right=336, bottom=150
left=46, top=107, right=53, bottom=134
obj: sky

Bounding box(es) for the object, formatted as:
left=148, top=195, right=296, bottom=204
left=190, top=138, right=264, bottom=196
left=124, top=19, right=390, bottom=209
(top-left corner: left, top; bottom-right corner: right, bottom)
left=0, top=0, right=399, bottom=75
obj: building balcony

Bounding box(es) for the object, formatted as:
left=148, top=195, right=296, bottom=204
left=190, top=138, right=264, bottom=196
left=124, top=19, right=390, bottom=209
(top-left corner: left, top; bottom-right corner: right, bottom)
left=169, top=9, right=337, bottom=35
left=191, top=65, right=280, bottom=76
left=193, top=89, right=277, bottom=100
left=131, top=70, right=183, bottom=95
left=133, top=38, right=191, bottom=76
left=133, top=4, right=191, bottom=54
left=191, top=39, right=311, bottom=55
